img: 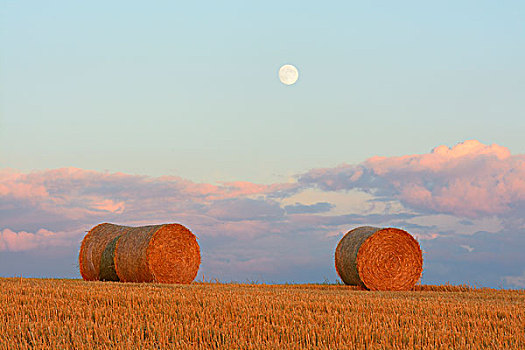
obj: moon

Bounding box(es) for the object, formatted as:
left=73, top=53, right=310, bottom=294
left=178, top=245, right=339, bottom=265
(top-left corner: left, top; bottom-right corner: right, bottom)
left=278, top=64, right=299, bottom=85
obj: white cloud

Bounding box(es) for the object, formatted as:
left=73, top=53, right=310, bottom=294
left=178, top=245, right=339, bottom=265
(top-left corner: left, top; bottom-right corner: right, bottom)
left=459, top=244, right=474, bottom=253
left=503, top=271, right=525, bottom=288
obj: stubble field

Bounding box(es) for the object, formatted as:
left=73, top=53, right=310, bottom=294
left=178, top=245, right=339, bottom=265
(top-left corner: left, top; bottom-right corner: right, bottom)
left=0, top=278, right=523, bottom=349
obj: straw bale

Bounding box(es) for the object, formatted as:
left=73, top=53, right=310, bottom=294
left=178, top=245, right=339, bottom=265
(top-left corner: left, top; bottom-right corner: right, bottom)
left=80, top=223, right=200, bottom=284
left=335, top=226, right=423, bottom=291
left=79, top=223, right=131, bottom=281
left=114, top=224, right=200, bottom=284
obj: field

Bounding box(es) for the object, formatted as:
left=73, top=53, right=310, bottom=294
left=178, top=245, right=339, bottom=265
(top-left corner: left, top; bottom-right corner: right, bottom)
left=1, top=278, right=523, bottom=349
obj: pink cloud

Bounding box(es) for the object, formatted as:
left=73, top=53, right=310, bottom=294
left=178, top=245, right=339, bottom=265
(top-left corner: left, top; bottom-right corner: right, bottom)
left=300, top=140, right=525, bottom=218
left=0, top=169, right=49, bottom=201
left=0, top=167, right=294, bottom=226
left=2, top=139, right=524, bottom=255
left=0, top=167, right=304, bottom=250
left=367, top=140, right=511, bottom=174
left=0, top=228, right=78, bottom=252
left=90, top=199, right=125, bottom=213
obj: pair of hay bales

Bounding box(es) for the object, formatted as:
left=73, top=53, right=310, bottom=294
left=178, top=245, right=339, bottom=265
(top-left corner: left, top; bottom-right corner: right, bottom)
left=79, top=223, right=200, bottom=284
left=335, top=226, right=423, bottom=291
left=80, top=223, right=422, bottom=290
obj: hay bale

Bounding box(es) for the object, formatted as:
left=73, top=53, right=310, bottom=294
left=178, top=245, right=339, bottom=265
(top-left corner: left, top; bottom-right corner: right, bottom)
left=79, top=223, right=201, bottom=284
left=79, top=223, right=131, bottom=281
left=335, top=226, right=423, bottom=291
left=114, top=224, right=200, bottom=284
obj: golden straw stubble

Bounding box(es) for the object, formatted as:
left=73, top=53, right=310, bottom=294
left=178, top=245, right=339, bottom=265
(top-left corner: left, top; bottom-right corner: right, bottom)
left=3, top=278, right=524, bottom=349
left=335, top=226, right=423, bottom=291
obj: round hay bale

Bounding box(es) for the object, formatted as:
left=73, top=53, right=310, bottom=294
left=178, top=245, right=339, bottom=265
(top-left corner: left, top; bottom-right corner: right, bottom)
left=335, top=226, right=423, bottom=291
left=114, top=223, right=200, bottom=284
left=79, top=223, right=131, bottom=281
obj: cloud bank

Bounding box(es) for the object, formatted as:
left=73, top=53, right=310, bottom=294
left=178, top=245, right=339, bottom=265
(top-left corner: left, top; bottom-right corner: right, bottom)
left=299, top=140, right=525, bottom=218
left=1, top=140, right=524, bottom=287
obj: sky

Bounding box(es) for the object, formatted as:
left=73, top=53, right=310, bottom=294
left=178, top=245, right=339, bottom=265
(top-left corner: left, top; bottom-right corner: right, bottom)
left=1, top=1, right=525, bottom=288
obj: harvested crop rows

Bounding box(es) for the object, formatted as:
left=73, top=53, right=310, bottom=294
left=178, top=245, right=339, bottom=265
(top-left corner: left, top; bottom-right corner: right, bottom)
left=1, top=278, right=523, bottom=349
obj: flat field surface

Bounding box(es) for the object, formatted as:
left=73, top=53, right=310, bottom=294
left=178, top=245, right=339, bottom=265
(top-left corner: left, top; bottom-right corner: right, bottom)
left=0, top=278, right=523, bottom=349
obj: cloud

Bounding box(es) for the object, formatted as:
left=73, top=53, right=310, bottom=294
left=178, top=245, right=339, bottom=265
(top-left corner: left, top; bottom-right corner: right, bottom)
left=0, top=228, right=80, bottom=252
left=284, top=202, right=334, bottom=214
left=2, top=140, right=523, bottom=245
left=0, top=169, right=49, bottom=202
left=503, top=271, right=525, bottom=288
left=460, top=244, right=474, bottom=253
left=0, top=167, right=295, bottom=230
left=299, top=140, right=525, bottom=219
left=90, top=199, right=125, bottom=213
left=206, top=198, right=285, bottom=222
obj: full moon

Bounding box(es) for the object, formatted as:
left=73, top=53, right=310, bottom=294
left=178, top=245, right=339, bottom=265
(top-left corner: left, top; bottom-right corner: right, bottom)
left=278, top=64, right=299, bottom=85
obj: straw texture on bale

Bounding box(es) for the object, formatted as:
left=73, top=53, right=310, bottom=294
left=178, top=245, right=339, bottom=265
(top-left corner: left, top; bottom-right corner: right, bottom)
left=114, top=224, right=200, bottom=284
left=99, top=235, right=121, bottom=282
left=79, top=223, right=131, bottom=281
left=79, top=223, right=200, bottom=284
left=335, top=226, right=423, bottom=291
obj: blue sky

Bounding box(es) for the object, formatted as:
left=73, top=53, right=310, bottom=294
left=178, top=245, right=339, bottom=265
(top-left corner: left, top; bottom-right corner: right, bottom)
left=1, top=1, right=525, bottom=287
left=2, top=1, right=524, bottom=182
